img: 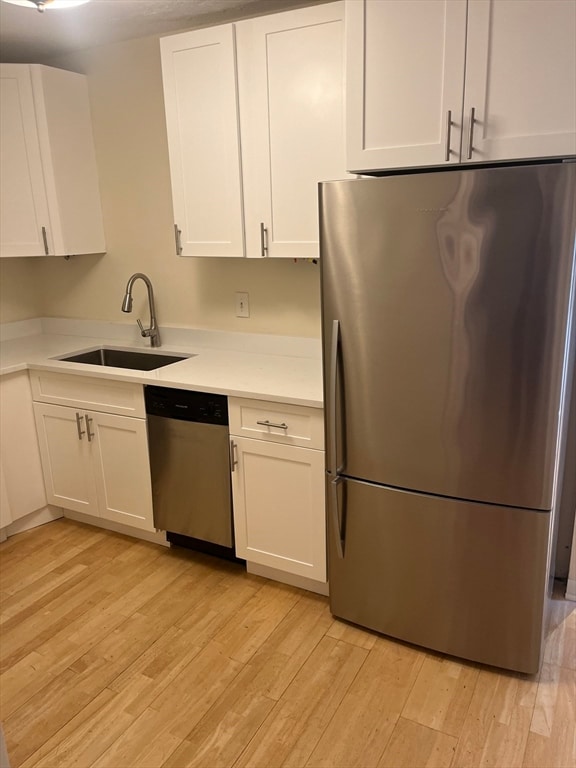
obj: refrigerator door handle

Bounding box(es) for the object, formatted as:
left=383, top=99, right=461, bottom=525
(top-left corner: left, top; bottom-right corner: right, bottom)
left=329, top=318, right=341, bottom=475
left=330, top=475, right=345, bottom=559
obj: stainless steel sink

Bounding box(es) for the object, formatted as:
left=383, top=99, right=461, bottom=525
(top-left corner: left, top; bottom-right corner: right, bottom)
left=56, top=347, right=195, bottom=371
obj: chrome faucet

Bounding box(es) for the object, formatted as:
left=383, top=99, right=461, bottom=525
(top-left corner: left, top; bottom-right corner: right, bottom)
left=121, top=273, right=161, bottom=347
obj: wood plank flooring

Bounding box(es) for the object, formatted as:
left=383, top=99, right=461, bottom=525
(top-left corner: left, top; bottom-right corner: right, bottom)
left=0, top=519, right=574, bottom=768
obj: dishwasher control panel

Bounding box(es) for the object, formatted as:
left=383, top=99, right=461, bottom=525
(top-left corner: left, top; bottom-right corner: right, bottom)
left=144, top=386, right=228, bottom=425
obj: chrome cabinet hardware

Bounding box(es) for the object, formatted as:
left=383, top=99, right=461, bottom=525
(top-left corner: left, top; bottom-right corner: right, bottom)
left=445, top=110, right=452, bottom=162
left=467, top=107, right=476, bottom=159
left=85, top=414, right=94, bottom=442
left=174, top=224, right=183, bottom=255
left=41, top=226, right=49, bottom=255
left=75, top=412, right=85, bottom=440
left=260, top=222, right=269, bottom=257
left=256, top=419, right=288, bottom=430
left=230, top=439, right=238, bottom=471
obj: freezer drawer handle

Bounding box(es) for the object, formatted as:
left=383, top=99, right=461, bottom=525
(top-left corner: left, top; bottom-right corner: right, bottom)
left=256, top=419, right=288, bottom=430
left=330, top=476, right=345, bottom=559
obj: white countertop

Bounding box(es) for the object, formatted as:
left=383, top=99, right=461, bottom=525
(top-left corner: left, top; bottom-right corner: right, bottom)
left=0, top=319, right=324, bottom=408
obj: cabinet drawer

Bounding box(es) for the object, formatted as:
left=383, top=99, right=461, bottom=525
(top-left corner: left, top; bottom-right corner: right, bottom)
left=229, top=397, right=324, bottom=449
left=29, top=371, right=145, bottom=418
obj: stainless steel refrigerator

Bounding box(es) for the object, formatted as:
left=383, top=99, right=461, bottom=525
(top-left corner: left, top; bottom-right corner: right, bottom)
left=320, top=161, right=576, bottom=674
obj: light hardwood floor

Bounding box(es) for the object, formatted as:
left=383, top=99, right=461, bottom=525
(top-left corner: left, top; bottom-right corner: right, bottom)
left=0, top=519, right=574, bottom=768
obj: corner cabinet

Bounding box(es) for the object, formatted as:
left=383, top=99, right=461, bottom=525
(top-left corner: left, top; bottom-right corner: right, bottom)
left=229, top=398, right=326, bottom=589
left=346, top=0, right=576, bottom=173
left=0, top=371, right=49, bottom=529
left=160, top=2, right=346, bottom=258
left=0, top=64, right=105, bottom=258
left=30, top=372, right=154, bottom=532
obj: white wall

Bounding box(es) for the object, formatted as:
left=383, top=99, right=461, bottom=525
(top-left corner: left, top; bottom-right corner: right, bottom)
left=1, top=31, right=323, bottom=338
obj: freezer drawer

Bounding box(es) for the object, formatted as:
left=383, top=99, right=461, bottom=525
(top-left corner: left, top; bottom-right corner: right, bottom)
left=328, top=477, right=551, bottom=673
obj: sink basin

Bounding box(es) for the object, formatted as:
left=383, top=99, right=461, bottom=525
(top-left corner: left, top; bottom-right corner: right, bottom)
left=56, top=347, right=195, bottom=371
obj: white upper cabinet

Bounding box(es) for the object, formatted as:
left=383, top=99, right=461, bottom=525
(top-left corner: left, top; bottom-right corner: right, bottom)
left=160, top=25, right=244, bottom=258
left=236, top=3, right=346, bottom=259
left=346, top=0, right=576, bottom=173
left=463, top=0, right=576, bottom=163
left=0, top=64, right=105, bottom=258
left=346, top=0, right=467, bottom=172
left=160, top=2, right=345, bottom=258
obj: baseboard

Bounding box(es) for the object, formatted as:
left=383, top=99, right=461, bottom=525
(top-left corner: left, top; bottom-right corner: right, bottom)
left=3, top=505, right=63, bottom=539
left=63, top=509, right=168, bottom=546
left=247, top=561, right=329, bottom=596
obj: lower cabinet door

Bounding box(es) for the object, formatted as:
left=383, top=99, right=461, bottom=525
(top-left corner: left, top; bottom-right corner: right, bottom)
left=33, top=402, right=98, bottom=515
left=231, top=436, right=326, bottom=581
left=90, top=411, right=154, bottom=532
left=1, top=371, right=47, bottom=522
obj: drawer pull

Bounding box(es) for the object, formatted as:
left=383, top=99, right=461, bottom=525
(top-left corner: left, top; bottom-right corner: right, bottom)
left=256, top=419, right=288, bottom=430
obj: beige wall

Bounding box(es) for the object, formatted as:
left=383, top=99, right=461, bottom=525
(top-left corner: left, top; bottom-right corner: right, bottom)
left=1, top=31, right=322, bottom=337
left=0, top=258, right=44, bottom=323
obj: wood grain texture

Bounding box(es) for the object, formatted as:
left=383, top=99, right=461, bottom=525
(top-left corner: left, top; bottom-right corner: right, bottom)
left=0, top=519, right=574, bottom=768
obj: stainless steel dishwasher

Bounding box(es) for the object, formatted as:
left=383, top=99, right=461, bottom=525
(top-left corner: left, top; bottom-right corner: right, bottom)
left=145, top=386, right=234, bottom=554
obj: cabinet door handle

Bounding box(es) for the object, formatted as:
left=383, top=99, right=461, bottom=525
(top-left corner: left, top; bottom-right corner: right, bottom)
left=41, top=226, right=49, bottom=255
left=230, top=439, right=238, bottom=472
left=466, top=107, right=476, bottom=160
left=256, top=419, right=288, bottom=430
left=85, top=414, right=94, bottom=442
left=75, top=412, right=85, bottom=440
left=174, top=224, right=183, bottom=255
left=260, top=222, right=269, bottom=257
left=445, top=110, right=452, bottom=162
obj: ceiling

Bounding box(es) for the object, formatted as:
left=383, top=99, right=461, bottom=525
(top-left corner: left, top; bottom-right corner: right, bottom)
left=0, top=0, right=322, bottom=63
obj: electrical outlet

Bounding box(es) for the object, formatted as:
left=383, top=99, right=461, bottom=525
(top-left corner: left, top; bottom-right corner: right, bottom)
left=235, top=291, right=250, bottom=318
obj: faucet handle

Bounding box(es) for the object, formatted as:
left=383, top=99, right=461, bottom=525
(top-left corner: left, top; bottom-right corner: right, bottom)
left=137, top=318, right=148, bottom=337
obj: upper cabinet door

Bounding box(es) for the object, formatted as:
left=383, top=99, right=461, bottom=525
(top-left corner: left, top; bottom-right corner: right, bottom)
left=0, top=64, right=105, bottom=258
left=161, top=25, right=244, bottom=258
left=346, top=0, right=467, bottom=173
left=463, top=0, right=576, bottom=163
left=237, top=2, right=346, bottom=259
left=0, top=65, right=51, bottom=257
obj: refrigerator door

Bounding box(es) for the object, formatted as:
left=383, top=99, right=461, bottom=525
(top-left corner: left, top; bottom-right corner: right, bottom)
left=321, top=163, right=576, bottom=510
left=327, top=476, right=550, bottom=673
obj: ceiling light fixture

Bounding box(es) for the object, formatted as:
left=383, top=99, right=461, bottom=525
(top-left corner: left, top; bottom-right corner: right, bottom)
left=1, top=0, right=90, bottom=12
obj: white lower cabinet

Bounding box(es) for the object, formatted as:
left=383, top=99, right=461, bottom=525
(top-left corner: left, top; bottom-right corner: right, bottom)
left=229, top=397, right=326, bottom=588
left=31, top=372, right=154, bottom=533
left=0, top=371, right=49, bottom=530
